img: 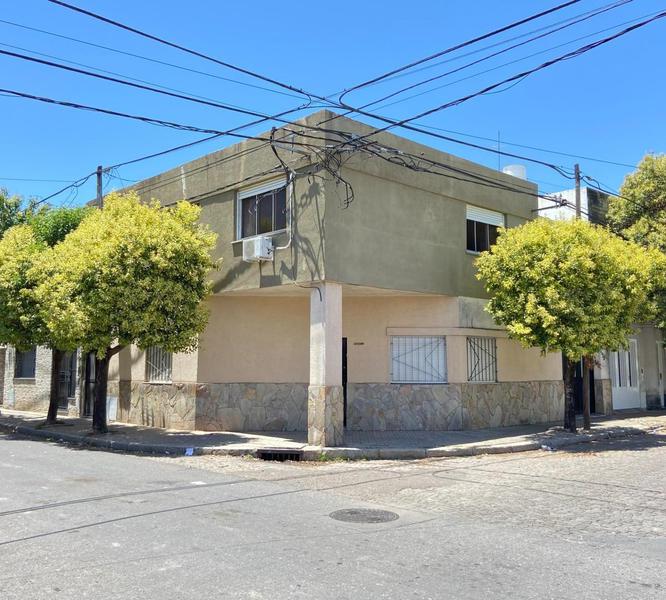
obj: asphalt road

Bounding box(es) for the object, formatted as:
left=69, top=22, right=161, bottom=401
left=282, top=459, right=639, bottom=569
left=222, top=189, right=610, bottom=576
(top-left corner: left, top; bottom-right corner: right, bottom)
left=0, top=431, right=664, bottom=599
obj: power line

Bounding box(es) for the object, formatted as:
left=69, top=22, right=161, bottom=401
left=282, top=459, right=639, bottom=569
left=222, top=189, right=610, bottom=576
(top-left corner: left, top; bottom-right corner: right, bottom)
left=410, top=123, right=638, bottom=169
left=347, top=1, right=631, bottom=88
left=0, top=88, right=329, bottom=204
left=337, top=0, right=584, bottom=103
left=0, top=176, right=74, bottom=183
left=48, top=0, right=322, bottom=103
left=38, top=0, right=622, bottom=183
left=0, top=18, right=305, bottom=100
left=371, top=6, right=662, bottom=114
left=358, top=0, right=631, bottom=111
left=335, top=12, right=666, bottom=159
left=0, top=41, right=277, bottom=114
left=0, top=48, right=303, bottom=122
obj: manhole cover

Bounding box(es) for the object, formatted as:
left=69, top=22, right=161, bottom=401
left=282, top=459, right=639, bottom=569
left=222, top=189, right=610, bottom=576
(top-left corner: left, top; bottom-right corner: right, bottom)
left=329, top=508, right=399, bottom=523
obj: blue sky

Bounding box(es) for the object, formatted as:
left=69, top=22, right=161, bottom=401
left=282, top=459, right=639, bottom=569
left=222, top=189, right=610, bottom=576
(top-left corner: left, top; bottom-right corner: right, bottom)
left=1, top=0, right=664, bottom=206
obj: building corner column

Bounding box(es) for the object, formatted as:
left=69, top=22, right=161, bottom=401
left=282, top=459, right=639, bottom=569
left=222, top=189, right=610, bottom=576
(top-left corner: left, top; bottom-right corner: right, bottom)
left=308, top=282, right=344, bottom=447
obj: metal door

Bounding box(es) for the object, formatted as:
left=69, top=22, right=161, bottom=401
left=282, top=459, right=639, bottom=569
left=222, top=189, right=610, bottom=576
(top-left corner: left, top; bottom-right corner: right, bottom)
left=57, top=351, right=77, bottom=410
left=342, top=337, right=348, bottom=428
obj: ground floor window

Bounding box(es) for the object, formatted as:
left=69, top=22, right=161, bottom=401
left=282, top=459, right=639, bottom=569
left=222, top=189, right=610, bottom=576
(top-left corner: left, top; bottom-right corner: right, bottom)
left=390, top=336, right=447, bottom=383
left=14, top=347, right=36, bottom=378
left=145, top=346, right=172, bottom=383
left=467, top=336, right=497, bottom=382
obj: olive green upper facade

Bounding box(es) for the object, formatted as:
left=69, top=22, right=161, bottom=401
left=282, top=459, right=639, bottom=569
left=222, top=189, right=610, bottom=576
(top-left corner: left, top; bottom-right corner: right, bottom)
left=129, top=110, right=537, bottom=298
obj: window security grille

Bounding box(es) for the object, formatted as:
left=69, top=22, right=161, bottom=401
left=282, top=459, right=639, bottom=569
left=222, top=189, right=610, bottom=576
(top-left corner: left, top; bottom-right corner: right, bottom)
left=390, top=336, right=447, bottom=384
left=467, top=336, right=497, bottom=383
left=145, top=347, right=172, bottom=383
left=14, top=347, right=37, bottom=378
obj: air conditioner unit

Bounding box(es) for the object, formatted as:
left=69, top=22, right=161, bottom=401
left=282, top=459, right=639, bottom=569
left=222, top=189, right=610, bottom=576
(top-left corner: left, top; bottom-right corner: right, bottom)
left=242, top=235, right=273, bottom=262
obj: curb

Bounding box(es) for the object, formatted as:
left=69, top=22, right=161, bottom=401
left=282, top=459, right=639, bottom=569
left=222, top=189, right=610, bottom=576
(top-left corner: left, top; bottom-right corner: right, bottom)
left=0, top=419, right=653, bottom=460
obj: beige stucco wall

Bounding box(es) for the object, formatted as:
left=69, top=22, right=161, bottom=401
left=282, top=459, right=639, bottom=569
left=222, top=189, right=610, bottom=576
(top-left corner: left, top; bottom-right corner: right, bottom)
left=109, top=346, right=199, bottom=384
left=496, top=340, right=561, bottom=382
left=197, top=295, right=310, bottom=384
left=188, top=292, right=561, bottom=385
left=322, top=114, right=536, bottom=298
left=343, top=295, right=458, bottom=382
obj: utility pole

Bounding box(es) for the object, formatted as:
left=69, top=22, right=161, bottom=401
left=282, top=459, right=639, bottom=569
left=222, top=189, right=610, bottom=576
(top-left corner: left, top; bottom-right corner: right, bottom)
left=96, top=165, right=103, bottom=209
left=574, top=163, right=581, bottom=219
left=574, top=161, right=592, bottom=429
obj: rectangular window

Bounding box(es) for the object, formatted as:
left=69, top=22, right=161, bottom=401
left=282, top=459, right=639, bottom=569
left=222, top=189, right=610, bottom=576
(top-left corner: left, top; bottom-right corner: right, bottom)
left=390, top=336, right=447, bottom=384
left=237, top=178, right=287, bottom=240
left=15, top=347, right=36, bottom=378
left=467, top=336, right=497, bottom=382
left=466, top=205, right=504, bottom=253
left=145, top=347, right=172, bottom=383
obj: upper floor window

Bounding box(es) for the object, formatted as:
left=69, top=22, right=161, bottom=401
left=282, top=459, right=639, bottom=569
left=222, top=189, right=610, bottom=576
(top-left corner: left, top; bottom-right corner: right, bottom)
left=237, top=178, right=287, bottom=240
left=466, top=205, right=504, bottom=253
left=145, top=346, right=172, bottom=383
left=15, top=347, right=37, bottom=378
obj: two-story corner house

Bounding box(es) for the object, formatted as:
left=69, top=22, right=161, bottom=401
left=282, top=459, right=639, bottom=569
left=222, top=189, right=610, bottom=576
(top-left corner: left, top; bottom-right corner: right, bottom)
left=3, top=111, right=583, bottom=445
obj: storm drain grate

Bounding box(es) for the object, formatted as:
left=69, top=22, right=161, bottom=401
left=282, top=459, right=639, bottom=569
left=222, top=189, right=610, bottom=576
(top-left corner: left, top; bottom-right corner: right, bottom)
left=256, top=448, right=303, bottom=462
left=329, top=508, right=399, bottom=523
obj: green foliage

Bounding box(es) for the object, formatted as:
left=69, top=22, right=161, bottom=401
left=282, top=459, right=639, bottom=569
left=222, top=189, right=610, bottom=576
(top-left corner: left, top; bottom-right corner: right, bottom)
left=476, top=218, right=655, bottom=360
left=0, top=188, right=42, bottom=237
left=607, top=154, right=666, bottom=328
left=34, top=191, right=218, bottom=356
left=29, top=206, right=92, bottom=247
left=607, top=154, right=666, bottom=253
left=0, top=225, right=48, bottom=349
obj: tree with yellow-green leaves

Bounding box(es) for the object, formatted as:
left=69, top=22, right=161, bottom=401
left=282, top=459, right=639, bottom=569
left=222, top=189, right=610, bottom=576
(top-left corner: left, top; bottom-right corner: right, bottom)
left=476, top=218, right=658, bottom=433
left=0, top=206, right=91, bottom=424
left=34, top=192, right=218, bottom=433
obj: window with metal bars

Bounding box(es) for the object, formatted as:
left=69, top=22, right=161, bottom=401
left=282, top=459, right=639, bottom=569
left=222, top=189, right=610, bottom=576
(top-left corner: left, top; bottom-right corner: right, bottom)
left=390, top=336, right=447, bottom=384
left=145, top=346, right=172, bottom=383
left=467, top=336, right=497, bottom=383
left=14, top=347, right=36, bottom=378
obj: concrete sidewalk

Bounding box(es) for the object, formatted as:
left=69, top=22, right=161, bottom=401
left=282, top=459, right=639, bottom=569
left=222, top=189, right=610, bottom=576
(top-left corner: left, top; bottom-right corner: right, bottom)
left=0, top=407, right=665, bottom=460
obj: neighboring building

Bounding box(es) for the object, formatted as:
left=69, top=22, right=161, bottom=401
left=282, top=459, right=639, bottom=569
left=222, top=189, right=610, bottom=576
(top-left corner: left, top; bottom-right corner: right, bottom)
left=0, top=346, right=5, bottom=405
left=540, top=184, right=664, bottom=411
left=537, top=186, right=609, bottom=224
left=2, top=347, right=82, bottom=415
left=6, top=111, right=569, bottom=445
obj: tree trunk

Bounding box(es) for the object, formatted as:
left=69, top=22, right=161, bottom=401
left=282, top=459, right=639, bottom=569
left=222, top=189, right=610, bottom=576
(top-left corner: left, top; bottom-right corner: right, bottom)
left=92, top=351, right=110, bottom=434
left=582, top=355, right=592, bottom=431
left=563, top=358, right=577, bottom=433
left=46, top=350, right=63, bottom=425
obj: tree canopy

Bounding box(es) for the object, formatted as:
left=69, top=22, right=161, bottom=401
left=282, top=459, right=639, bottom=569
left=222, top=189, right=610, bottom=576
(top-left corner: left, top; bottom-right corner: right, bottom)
left=29, top=206, right=92, bottom=247
left=34, top=191, right=218, bottom=357
left=0, top=188, right=41, bottom=238
left=476, top=217, right=658, bottom=431
left=607, top=154, right=666, bottom=253
left=607, top=154, right=666, bottom=327
left=0, top=225, right=48, bottom=350
left=476, top=218, right=656, bottom=361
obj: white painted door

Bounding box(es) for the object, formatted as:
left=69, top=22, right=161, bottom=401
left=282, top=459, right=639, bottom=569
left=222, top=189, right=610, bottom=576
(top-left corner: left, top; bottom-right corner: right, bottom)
left=610, top=339, right=641, bottom=409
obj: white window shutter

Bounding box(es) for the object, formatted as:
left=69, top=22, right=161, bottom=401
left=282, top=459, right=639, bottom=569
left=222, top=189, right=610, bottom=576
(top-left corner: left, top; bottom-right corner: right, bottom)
left=466, top=205, right=505, bottom=227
